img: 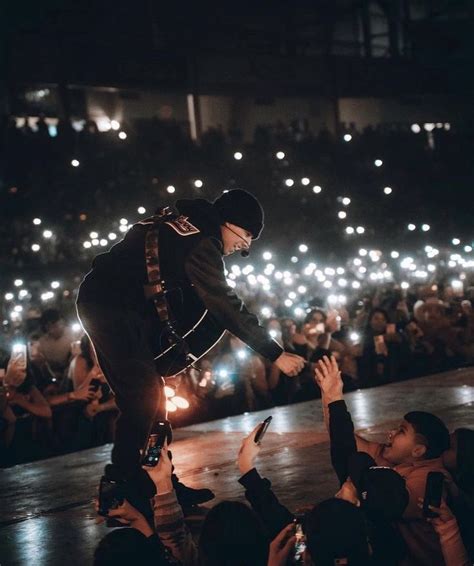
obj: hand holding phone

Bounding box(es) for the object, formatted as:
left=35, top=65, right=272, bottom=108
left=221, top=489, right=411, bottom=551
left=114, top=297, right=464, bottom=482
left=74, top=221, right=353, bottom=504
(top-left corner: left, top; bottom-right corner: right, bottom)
left=11, top=344, right=27, bottom=370
left=238, top=420, right=270, bottom=475
left=98, top=476, right=125, bottom=517
left=141, top=421, right=170, bottom=467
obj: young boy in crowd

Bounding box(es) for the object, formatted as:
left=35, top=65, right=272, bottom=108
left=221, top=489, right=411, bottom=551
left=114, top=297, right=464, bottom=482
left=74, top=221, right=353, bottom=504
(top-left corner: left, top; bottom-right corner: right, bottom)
left=316, top=355, right=468, bottom=566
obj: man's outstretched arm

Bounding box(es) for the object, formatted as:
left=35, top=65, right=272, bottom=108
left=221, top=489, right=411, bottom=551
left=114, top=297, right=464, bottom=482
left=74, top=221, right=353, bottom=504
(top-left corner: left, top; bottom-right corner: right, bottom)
left=185, top=237, right=305, bottom=376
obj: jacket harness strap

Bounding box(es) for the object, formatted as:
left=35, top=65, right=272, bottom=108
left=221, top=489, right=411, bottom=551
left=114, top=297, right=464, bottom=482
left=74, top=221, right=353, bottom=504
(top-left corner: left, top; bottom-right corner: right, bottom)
left=143, top=207, right=190, bottom=355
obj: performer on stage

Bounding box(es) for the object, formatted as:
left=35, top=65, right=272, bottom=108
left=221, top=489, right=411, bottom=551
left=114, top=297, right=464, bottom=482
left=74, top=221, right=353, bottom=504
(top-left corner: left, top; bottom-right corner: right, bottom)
left=76, top=189, right=305, bottom=508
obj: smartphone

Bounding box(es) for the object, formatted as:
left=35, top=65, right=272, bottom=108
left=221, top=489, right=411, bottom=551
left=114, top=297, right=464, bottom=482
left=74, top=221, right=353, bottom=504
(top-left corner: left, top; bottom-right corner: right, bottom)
left=254, top=416, right=272, bottom=444
left=89, top=378, right=101, bottom=392
left=71, top=340, right=81, bottom=356
left=423, top=472, right=444, bottom=518
left=386, top=323, right=396, bottom=334
left=293, top=515, right=306, bottom=564
left=141, top=421, right=169, bottom=467
left=11, top=344, right=27, bottom=370
left=98, top=476, right=125, bottom=516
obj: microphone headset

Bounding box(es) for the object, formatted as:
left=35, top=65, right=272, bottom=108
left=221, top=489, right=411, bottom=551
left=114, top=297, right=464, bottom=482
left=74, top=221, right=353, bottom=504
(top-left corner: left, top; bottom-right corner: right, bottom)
left=223, top=224, right=251, bottom=257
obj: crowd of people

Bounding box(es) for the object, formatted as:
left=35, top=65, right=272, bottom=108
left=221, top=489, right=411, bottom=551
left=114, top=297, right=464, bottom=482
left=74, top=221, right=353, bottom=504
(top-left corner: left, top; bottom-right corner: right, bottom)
left=1, top=269, right=473, bottom=468
left=1, top=111, right=473, bottom=272
left=1, top=112, right=474, bottom=467
left=1, top=112, right=474, bottom=563
left=90, top=355, right=473, bottom=565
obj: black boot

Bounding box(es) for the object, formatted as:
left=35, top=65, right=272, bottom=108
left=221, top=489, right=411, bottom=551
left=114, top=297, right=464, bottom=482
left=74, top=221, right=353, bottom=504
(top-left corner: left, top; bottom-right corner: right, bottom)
left=172, top=473, right=215, bottom=507
left=166, top=449, right=215, bottom=507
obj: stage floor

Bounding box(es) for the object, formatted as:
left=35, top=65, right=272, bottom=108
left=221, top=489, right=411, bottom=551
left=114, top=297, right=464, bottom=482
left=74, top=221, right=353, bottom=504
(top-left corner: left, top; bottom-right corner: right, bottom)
left=1, top=368, right=473, bottom=565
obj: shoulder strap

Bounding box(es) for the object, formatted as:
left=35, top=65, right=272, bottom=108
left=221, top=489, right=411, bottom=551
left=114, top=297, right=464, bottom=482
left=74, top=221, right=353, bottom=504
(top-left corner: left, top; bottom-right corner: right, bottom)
left=143, top=208, right=193, bottom=359
left=143, top=207, right=174, bottom=323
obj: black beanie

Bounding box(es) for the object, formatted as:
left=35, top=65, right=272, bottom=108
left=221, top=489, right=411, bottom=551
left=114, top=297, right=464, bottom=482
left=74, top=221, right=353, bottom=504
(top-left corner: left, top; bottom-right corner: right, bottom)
left=404, top=411, right=450, bottom=459
left=213, top=189, right=264, bottom=239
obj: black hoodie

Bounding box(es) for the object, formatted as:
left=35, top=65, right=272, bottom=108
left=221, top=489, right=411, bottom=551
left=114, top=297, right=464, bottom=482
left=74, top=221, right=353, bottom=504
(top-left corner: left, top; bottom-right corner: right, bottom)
left=77, top=199, right=282, bottom=362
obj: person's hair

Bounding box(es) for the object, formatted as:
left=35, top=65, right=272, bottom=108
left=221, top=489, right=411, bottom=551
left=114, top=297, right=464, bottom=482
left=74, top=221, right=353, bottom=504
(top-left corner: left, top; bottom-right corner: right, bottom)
left=304, top=498, right=370, bottom=566
left=39, top=308, right=62, bottom=333
left=367, top=308, right=389, bottom=326
left=80, top=334, right=95, bottom=370
left=404, top=411, right=450, bottom=459
left=198, top=501, right=268, bottom=566
left=93, top=528, right=168, bottom=566
left=454, top=428, right=474, bottom=495
left=305, top=309, right=327, bottom=324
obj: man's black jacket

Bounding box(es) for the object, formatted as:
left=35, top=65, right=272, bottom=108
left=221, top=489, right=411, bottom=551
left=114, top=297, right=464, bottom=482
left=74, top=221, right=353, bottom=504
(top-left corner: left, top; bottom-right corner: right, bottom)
left=77, top=198, right=282, bottom=362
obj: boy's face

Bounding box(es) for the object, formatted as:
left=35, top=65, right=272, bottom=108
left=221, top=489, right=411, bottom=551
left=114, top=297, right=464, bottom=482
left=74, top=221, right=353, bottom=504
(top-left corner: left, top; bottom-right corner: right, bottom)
left=370, top=311, right=387, bottom=334
left=382, top=419, right=427, bottom=465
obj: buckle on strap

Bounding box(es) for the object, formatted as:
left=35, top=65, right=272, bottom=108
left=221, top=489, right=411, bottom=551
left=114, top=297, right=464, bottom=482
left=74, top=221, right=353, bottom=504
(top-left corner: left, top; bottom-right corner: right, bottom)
left=144, top=281, right=164, bottom=300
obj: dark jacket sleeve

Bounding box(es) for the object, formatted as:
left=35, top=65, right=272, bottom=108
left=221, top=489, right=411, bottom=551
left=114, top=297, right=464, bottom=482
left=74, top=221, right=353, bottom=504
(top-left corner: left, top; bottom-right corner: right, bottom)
left=239, top=467, right=295, bottom=540
left=328, top=400, right=358, bottom=485
left=184, top=237, right=283, bottom=362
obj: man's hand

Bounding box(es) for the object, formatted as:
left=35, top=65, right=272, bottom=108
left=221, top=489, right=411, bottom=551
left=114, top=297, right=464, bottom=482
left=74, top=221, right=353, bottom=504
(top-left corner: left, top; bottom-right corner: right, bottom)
left=274, top=352, right=305, bottom=377
left=267, top=523, right=297, bottom=566
left=143, top=445, right=173, bottom=494
left=237, top=423, right=262, bottom=475
left=73, top=385, right=96, bottom=403
left=314, top=355, right=343, bottom=403
left=107, top=499, right=154, bottom=537
left=417, top=498, right=455, bottom=526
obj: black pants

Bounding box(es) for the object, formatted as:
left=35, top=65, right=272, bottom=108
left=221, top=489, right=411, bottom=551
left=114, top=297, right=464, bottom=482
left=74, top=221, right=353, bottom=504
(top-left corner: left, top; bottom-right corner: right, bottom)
left=76, top=302, right=165, bottom=480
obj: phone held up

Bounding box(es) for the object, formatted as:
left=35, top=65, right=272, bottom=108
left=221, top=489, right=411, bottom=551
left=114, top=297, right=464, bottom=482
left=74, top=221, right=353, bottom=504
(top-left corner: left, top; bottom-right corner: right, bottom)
left=11, top=343, right=27, bottom=370
left=254, top=416, right=272, bottom=444
left=423, top=471, right=444, bottom=518
left=141, top=420, right=170, bottom=467
left=293, top=514, right=306, bottom=564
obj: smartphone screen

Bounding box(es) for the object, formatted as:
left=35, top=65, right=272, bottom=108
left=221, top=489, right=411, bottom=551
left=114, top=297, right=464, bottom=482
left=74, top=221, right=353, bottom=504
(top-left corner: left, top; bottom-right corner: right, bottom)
left=293, top=519, right=306, bottom=563
left=141, top=421, right=168, bottom=467
left=423, top=472, right=444, bottom=518
left=11, top=344, right=27, bottom=370
left=254, top=416, right=272, bottom=444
